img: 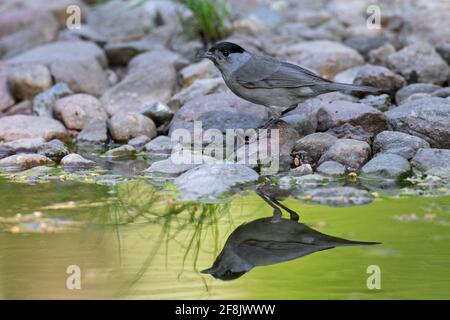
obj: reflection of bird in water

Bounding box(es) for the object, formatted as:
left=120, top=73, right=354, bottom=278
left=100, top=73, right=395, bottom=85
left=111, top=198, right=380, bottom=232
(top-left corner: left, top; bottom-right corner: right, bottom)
left=202, top=189, right=380, bottom=281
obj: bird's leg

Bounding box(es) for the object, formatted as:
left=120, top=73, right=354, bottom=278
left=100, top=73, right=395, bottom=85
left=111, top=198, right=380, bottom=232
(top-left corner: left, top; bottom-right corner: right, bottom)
left=270, top=198, right=300, bottom=221
left=280, top=104, right=298, bottom=116
left=256, top=189, right=282, bottom=222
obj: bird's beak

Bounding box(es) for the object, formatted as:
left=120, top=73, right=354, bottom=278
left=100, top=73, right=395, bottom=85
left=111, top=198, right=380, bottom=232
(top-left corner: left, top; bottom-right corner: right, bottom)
left=200, top=267, right=216, bottom=275
left=197, top=50, right=213, bottom=60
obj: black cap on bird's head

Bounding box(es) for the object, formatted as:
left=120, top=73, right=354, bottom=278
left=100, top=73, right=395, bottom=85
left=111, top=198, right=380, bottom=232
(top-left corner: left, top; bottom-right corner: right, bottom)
left=198, top=42, right=245, bottom=61
left=200, top=266, right=246, bottom=281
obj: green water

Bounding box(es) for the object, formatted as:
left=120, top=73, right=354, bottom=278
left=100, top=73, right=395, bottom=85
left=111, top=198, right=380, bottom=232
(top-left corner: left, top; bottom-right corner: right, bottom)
left=0, top=178, right=449, bottom=299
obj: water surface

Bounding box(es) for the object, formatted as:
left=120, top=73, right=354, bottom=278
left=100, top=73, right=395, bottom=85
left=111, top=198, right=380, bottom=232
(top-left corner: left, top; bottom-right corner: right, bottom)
left=1, top=178, right=449, bottom=299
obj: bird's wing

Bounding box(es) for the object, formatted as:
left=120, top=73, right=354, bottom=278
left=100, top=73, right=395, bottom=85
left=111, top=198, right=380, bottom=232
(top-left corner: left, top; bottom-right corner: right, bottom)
left=234, top=56, right=332, bottom=89
left=237, top=239, right=331, bottom=266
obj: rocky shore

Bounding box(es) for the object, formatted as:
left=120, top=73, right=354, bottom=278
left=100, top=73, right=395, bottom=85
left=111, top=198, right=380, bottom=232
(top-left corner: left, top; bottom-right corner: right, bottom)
left=1, top=0, right=449, bottom=203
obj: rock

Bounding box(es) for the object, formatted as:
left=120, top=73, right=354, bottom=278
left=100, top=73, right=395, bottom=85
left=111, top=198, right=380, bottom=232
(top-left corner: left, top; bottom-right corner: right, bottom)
left=101, top=50, right=185, bottom=116
left=37, top=139, right=69, bottom=162
left=411, top=148, right=450, bottom=176
left=353, top=64, right=406, bottom=95
left=395, top=83, right=441, bottom=105
left=290, top=164, right=313, bottom=176
left=53, top=94, right=107, bottom=130
left=0, top=154, right=53, bottom=171
left=278, top=40, right=364, bottom=78
left=145, top=158, right=198, bottom=177
left=386, top=98, right=450, bottom=148
left=0, top=12, right=59, bottom=59
left=4, top=100, right=32, bottom=116
left=86, top=0, right=154, bottom=42
left=280, top=113, right=316, bottom=137
left=316, top=161, right=346, bottom=177
left=104, top=145, right=136, bottom=159
left=304, top=186, right=374, bottom=206
left=344, top=35, right=388, bottom=58
left=319, top=139, right=371, bottom=171
left=174, top=163, right=259, bottom=200
left=179, top=60, right=219, bottom=87
left=0, top=63, right=15, bottom=112
left=32, top=83, right=73, bottom=117
left=0, top=115, right=67, bottom=142
left=60, top=153, right=95, bottom=168
left=77, top=118, right=108, bottom=144
left=436, top=43, right=450, bottom=64
left=169, top=92, right=268, bottom=135
left=317, top=101, right=388, bottom=136
left=373, top=131, right=430, bottom=160
left=284, top=92, right=358, bottom=133
left=108, top=112, right=157, bottom=142
left=0, top=146, right=13, bottom=160
left=7, top=41, right=109, bottom=96
left=139, top=102, right=174, bottom=125
left=49, top=59, right=109, bottom=96
left=292, top=133, right=337, bottom=166
left=432, top=87, right=450, bottom=98
left=145, top=135, right=175, bottom=159
left=386, top=43, right=449, bottom=85
left=368, top=43, right=396, bottom=66
left=361, top=153, right=411, bottom=180
left=360, top=94, right=391, bottom=112
left=1, top=138, right=45, bottom=153
left=168, top=78, right=226, bottom=111
left=104, top=39, right=159, bottom=66
left=235, top=120, right=300, bottom=174
left=6, top=64, right=52, bottom=100
left=326, top=123, right=372, bottom=144
left=127, top=135, right=151, bottom=151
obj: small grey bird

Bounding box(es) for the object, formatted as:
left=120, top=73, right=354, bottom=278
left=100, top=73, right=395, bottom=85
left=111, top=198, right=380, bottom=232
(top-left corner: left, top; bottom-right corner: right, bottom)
left=199, top=42, right=379, bottom=116
left=201, top=191, right=379, bottom=281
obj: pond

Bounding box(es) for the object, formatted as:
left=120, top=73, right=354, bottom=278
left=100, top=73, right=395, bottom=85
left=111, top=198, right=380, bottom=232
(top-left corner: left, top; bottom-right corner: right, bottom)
left=1, top=175, right=449, bottom=299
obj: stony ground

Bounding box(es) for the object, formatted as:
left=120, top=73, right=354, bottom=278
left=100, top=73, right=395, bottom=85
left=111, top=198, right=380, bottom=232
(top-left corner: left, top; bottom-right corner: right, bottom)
left=0, top=0, right=449, bottom=203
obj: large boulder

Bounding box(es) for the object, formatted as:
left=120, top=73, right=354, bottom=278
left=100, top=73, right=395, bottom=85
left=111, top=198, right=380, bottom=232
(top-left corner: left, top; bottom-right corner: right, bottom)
left=278, top=40, right=364, bottom=78
left=385, top=98, right=450, bottom=148
left=386, top=43, right=449, bottom=85
left=6, top=63, right=52, bottom=100
left=319, top=138, right=371, bottom=171
left=0, top=115, right=67, bottom=142
left=317, top=101, right=388, bottom=136
left=0, top=153, right=53, bottom=171
left=0, top=12, right=59, bottom=59
left=101, top=50, right=185, bottom=116
left=353, top=64, right=406, bottom=95
left=108, top=112, right=157, bottom=142
left=395, top=83, right=441, bottom=105
left=411, top=148, right=450, bottom=177
left=54, top=94, right=107, bottom=130
left=373, top=131, right=430, bottom=160
left=77, top=118, right=108, bottom=144
left=174, top=163, right=259, bottom=200
left=360, top=153, right=411, bottom=180
left=292, top=133, right=337, bottom=166
left=169, top=92, right=269, bottom=135
left=7, top=41, right=109, bottom=96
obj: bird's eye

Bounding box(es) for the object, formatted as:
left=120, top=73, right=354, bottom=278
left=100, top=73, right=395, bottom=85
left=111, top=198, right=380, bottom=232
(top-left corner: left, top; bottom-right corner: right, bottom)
left=222, top=50, right=229, bottom=57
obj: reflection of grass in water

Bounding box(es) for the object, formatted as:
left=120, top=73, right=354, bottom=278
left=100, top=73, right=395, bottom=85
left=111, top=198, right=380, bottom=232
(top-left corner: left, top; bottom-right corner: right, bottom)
left=101, top=180, right=232, bottom=293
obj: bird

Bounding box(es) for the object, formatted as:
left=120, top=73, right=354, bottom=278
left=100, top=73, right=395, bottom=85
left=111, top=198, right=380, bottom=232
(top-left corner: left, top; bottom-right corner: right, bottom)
left=198, top=42, right=380, bottom=119
left=201, top=190, right=380, bottom=281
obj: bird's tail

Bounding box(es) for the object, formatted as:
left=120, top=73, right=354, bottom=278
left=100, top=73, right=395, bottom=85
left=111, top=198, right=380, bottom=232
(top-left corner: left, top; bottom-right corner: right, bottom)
left=325, top=82, right=381, bottom=94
